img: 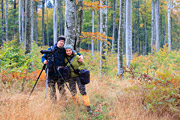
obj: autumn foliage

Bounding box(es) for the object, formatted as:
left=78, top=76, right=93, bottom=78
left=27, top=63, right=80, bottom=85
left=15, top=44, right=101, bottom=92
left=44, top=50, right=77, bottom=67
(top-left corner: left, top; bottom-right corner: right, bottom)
left=81, top=32, right=112, bottom=45
left=83, top=1, right=111, bottom=10
left=1, top=41, right=180, bottom=119
left=0, top=40, right=47, bottom=90
left=126, top=44, right=180, bottom=117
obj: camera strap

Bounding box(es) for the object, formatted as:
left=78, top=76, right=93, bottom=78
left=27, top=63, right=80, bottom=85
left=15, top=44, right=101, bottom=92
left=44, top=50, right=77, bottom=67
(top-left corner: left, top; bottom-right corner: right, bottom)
left=66, top=55, right=76, bottom=72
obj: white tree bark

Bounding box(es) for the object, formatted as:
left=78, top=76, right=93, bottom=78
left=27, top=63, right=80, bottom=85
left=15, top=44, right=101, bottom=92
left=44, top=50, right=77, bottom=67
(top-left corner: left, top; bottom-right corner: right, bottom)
left=42, top=0, right=45, bottom=45
left=47, top=9, right=49, bottom=46
left=65, top=0, right=76, bottom=47
left=100, top=0, right=108, bottom=73
left=5, top=0, right=8, bottom=42
left=58, top=0, right=62, bottom=36
left=35, top=2, right=38, bottom=44
left=168, top=0, right=171, bottom=50
left=125, top=0, right=132, bottom=67
left=117, top=0, right=125, bottom=77
left=75, top=0, right=84, bottom=52
left=25, top=0, right=27, bottom=46
left=22, top=0, right=24, bottom=45
left=97, top=10, right=100, bottom=51
left=25, top=0, right=32, bottom=54
left=92, top=0, right=95, bottom=58
left=19, top=0, right=22, bottom=42
left=151, top=0, right=155, bottom=54
left=31, top=0, right=34, bottom=44
left=53, top=0, right=58, bottom=44
left=155, top=0, right=160, bottom=52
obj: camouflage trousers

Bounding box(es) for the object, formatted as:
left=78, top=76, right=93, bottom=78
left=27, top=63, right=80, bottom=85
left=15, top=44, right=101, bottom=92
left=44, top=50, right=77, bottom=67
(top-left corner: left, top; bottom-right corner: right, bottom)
left=48, top=76, right=66, bottom=101
left=69, top=77, right=87, bottom=96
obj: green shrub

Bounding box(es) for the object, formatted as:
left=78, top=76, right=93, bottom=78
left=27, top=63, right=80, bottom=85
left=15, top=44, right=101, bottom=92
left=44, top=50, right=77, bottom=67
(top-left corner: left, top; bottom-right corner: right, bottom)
left=0, top=40, right=32, bottom=73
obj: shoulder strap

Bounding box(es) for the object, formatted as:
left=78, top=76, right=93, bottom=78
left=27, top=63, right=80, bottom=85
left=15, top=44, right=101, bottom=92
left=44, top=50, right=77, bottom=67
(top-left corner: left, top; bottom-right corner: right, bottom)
left=70, top=55, right=76, bottom=65
left=66, top=55, right=76, bottom=71
left=51, top=44, right=56, bottom=51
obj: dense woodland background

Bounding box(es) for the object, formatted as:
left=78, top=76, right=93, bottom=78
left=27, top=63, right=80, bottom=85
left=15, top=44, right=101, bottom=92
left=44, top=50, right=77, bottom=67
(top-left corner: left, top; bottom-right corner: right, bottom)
left=0, top=0, right=180, bottom=51
left=0, top=0, right=180, bottom=119
left=0, top=0, right=180, bottom=73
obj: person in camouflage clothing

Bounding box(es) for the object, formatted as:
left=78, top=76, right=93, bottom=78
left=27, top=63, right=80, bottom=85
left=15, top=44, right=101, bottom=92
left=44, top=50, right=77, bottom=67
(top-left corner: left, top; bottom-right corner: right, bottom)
left=64, top=45, right=92, bottom=114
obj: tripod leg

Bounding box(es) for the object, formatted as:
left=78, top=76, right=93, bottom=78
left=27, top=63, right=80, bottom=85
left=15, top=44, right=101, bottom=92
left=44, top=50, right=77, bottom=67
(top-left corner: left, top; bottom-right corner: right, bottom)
left=27, top=64, right=46, bottom=100
left=45, top=68, right=49, bottom=99
left=56, top=69, right=76, bottom=97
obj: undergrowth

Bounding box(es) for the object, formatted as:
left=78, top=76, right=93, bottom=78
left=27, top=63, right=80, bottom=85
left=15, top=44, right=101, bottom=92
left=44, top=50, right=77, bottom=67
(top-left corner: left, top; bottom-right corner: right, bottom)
left=0, top=41, right=180, bottom=119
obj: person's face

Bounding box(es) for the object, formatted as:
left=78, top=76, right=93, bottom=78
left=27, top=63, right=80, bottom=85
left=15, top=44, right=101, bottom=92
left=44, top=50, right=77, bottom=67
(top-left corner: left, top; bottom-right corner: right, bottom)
left=57, top=40, right=64, bottom=48
left=66, top=49, right=73, bottom=56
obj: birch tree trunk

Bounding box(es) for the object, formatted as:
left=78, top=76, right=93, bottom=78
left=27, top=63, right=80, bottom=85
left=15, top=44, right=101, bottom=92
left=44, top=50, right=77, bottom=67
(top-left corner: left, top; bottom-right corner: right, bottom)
left=25, top=0, right=27, bottom=46
left=111, top=0, right=117, bottom=53
left=65, top=0, right=76, bottom=47
left=117, top=0, right=125, bottom=78
left=126, top=0, right=132, bottom=67
left=123, top=13, right=126, bottom=54
left=168, top=0, right=171, bottom=50
left=47, top=9, right=49, bottom=46
left=92, top=0, right=95, bottom=58
left=151, top=0, right=155, bottom=54
left=61, top=0, right=64, bottom=35
left=5, top=0, right=8, bottom=42
left=75, top=0, right=84, bottom=52
left=100, top=0, right=108, bottom=73
left=58, top=0, right=61, bottom=36
left=22, top=0, right=24, bottom=44
left=53, top=0, right=58, bottom=44
left=42, top=0, right=45, bottom=45
left=19, top=0, right=22, bottom=42
left=35, top=2, right=38, bottom=44
left=31, top=0, right=34, bottom=44
left=160, top=13, right=163, bottom=48
left=97, top=9, right=100, bottom=51
left=155, top=0, right=160, bottom=52
left=1, top=0, right=4, bottom=43
left=25, top=0, right=32, bottom=54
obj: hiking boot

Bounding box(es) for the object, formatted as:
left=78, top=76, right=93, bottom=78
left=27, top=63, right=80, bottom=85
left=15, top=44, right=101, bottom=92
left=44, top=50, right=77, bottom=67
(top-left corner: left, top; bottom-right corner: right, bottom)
left=87, top=106, right=93, bottom=114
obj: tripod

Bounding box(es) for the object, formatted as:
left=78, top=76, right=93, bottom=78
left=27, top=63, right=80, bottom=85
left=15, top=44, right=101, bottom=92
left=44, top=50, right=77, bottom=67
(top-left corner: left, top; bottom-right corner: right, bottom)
left=27, top=64, right=46, bottom=100
left=27, top=62, right=72, bottom=100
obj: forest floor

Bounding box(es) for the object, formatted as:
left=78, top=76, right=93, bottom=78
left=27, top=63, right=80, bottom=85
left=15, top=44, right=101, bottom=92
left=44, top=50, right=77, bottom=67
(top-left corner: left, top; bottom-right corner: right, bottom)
left=0, top=74, right=174, bottom=120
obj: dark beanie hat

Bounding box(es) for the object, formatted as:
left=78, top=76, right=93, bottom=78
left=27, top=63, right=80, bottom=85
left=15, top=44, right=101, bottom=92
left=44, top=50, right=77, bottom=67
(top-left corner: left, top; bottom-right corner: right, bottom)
left=57, top=36, right=66, bottom=42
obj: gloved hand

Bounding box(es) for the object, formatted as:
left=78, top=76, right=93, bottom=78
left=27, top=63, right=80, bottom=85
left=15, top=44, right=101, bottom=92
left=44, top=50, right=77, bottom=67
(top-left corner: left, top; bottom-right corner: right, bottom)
left=74, top=69, right=80, bottom=74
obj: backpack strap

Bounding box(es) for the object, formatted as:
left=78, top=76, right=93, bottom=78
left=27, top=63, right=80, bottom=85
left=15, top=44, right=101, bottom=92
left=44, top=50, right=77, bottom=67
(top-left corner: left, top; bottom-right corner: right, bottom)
left=69, top=55, right=76, bottom=65
left=66, top=55, right=77, bottom=73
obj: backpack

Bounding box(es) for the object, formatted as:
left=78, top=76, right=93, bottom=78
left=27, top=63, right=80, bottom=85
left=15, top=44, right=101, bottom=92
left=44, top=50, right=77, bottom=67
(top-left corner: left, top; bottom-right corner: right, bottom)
left=62, top=66, right=71, bottom=81
left=65, top=55, right=90, bottom=85
left=79, top=69, right=90, bottom=85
